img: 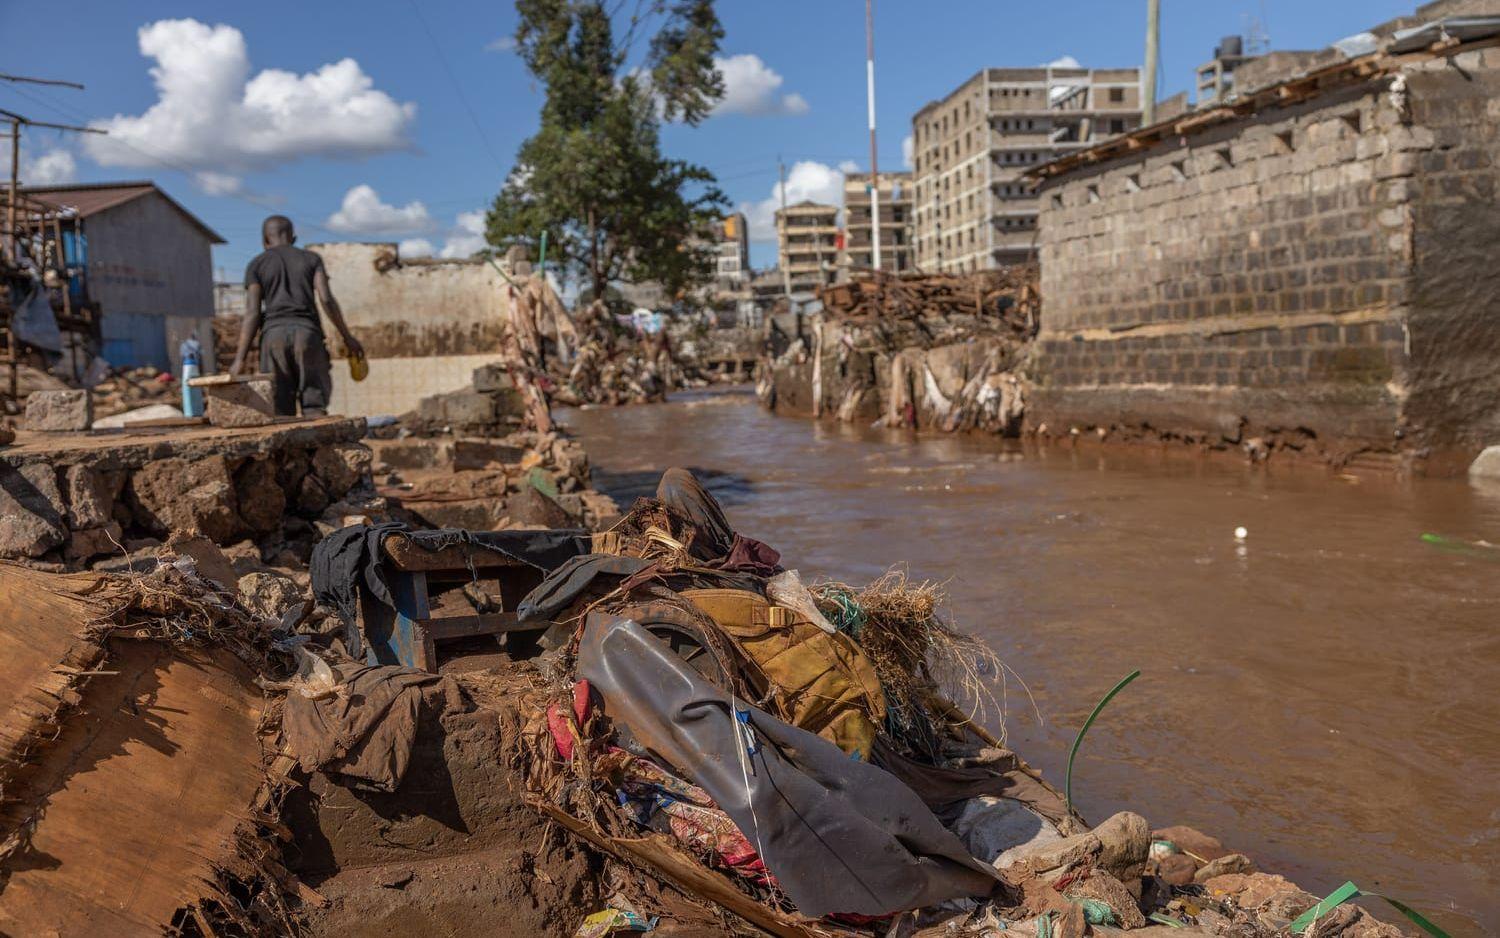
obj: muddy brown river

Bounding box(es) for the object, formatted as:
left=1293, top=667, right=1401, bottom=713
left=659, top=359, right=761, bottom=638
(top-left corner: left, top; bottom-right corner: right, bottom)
left=562, top=388, right=1500, bottom=935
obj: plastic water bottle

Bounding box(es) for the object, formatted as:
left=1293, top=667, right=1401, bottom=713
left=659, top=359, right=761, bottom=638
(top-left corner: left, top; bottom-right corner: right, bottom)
left=180, top=337, right=204, bottom=417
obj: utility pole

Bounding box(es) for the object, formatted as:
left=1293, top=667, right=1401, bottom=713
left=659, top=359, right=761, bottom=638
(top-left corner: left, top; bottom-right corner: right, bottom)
left=865, top=0, right=882, bottom=273
left=1143, top=0, right=1160, bottom=125
left=778, top=156, right=792, bottom=301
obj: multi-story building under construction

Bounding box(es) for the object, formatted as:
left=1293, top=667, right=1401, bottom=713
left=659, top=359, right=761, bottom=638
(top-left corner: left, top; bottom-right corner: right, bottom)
left=911, top=65, right=1143, bottom=273
left=839, top=171, right=913, bottom=278
left=775, top=200, right=839, bottom=293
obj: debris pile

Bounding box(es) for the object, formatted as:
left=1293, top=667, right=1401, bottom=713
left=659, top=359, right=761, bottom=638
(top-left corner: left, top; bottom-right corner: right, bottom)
left=760, top=267, right=1040, bottom=434
left=0, top=469, right=1424, bottom=937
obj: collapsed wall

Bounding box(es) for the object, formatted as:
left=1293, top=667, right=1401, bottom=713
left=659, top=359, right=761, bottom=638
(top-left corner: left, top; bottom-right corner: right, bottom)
left=1029, top=43, right=1500, bottom=466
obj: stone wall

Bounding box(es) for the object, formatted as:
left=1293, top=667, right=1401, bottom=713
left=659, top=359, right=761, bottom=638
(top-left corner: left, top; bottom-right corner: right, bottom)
left=1031, top=52, right=1500, bottom=461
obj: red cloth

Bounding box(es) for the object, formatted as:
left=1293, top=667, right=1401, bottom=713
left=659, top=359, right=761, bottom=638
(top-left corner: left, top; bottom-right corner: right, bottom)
left=547, top=679, right=592, bottom=760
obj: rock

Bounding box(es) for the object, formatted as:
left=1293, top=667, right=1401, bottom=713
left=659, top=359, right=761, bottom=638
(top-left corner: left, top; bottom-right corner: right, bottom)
left=1201, top=872, right=1316, bottom=919
left=1092, top=811, right=1150, bottom=890
left=471, top=363, right=515, bottom=393
left=1152, top=825, right=1228, bottom=863
left=65, top=522, right=124, bottom=562
left=25, top=389, right=92, bottom=431
left=0, top=424, right=14, bottom=445
left=1193, top=853, right=1255, bottom=883
left=440, top=390, right=498, bottom=430
left=507, top=484, right=575, bottom=528
left=1470, top=444, right=1500, bottom=480
left=952, top=796, right=1063, bottom=867
left=297, top=475, right=330, bottom=516
left=312, top=443, right=372, bottom=496
left=168, top=535, right=241, bottom=590
left=1155, top=852, right=1198, bottom=886
left=64, top=465, right=119, bottom=529
left=234, top=458, right=287, bottom=534
left=0, top=462, right=66, bottom=558
left=238, top=571, right=305, bottom=620
left=367, top=438, right=454, bottom=471
left=452, top=438, right=525, bottom=471
left=1068, top=871, right=1147, bottom=929
left=128, top=456, right=245, bottom=544
left=204, top=378, right=275, bottom=428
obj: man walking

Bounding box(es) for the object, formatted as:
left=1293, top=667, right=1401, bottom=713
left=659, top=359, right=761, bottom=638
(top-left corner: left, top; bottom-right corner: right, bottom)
left=230, top=215, right=363, bottom=416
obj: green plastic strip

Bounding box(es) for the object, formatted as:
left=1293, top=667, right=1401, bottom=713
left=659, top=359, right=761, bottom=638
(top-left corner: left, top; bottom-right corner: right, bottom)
left=1147, top=912, right=1185, bottom=928
left=528, top=465, right=559, bottom=498
left=1289, top=880, right=1449, bottom=937
left=1064, top=669, right=1141, bottom=812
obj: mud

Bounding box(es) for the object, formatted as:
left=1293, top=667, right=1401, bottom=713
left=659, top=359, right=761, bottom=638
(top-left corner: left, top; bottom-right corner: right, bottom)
left=563, top=388, right=1500, bottom=936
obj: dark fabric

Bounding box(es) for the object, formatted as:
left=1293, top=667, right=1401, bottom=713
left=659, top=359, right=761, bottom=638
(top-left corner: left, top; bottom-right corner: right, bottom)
left=655, top=467, right=735, bottom=560
left=280, top=661, right=446, bottom=792
left=718, top=533, right=782, bottom=577
left=260, top=322, right=333, bottom=415
left=515, top=554, right=656, bottom=625
left=871, top=737, right=1075, bottom=825
left=577, top=614, right=1004, bottom=919
left=245, top=244, right=326, bottom=331
left=311, top=522, right=593, bottom=657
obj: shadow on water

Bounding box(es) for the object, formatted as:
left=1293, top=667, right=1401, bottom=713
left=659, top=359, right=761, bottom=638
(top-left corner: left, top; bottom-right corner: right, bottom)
left=590, top=466, right=754, bottom=507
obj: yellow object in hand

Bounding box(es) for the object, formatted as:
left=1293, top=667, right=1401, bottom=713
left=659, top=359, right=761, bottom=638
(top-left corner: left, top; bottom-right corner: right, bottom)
left=348, top=350, right=369, bottom=382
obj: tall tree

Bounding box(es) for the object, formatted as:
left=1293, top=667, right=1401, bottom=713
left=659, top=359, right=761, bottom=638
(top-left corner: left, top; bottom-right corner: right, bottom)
left=487, top=1, right=728, bottom=303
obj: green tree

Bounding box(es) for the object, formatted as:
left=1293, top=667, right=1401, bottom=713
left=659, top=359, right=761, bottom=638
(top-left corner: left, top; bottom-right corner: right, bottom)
left=487, top=1, right=728, bottom=303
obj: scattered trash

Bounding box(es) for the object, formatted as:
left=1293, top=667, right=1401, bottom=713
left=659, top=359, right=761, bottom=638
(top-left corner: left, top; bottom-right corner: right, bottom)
left=574, top=908, right=658, bottom=937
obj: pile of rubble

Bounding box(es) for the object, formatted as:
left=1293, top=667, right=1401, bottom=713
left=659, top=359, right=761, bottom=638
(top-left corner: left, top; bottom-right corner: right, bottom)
left=760, top=268, right=1040, bottom=434
left=0, top=468, right=1420, bottom=937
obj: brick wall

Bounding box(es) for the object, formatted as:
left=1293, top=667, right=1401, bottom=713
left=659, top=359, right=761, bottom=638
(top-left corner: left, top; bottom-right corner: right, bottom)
left=1030, top=74, right=1451, bottom=455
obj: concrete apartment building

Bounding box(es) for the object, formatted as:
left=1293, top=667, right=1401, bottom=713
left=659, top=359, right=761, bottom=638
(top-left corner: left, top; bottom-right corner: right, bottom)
left=775, top=200, right=839, bottom=293
left=714, top=212, right=750, bottom=291
left=1027, top=2, right=1500, bottom=462
left=911, top=65, right=1143, bottom=273
left=839, top=172, right=913, bottom=278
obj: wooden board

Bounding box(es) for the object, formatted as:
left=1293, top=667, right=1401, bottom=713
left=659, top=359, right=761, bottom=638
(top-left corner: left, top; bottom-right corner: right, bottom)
left=381, top=534, right=528, bottom=572
left=186, top=371, right=274, bottom=387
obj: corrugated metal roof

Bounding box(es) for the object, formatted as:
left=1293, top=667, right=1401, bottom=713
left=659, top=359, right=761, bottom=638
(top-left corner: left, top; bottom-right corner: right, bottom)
left=20, top=181, right=226, bottom=244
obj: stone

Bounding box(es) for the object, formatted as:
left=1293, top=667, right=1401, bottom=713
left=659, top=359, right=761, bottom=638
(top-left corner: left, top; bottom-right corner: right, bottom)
left=1091, top=811, right=1150, bottom=890
left=65, top=522, right=124, bottom=563
left=1154, top=852, right=1198, bottom=887
left=204, top=378, right=275, bottom=428
left=441, top=390, right=499, bottom=430
left=312, top=443, right=372, bottom=496
left=471, top=363, right=515, bottom=393
left=64, top=465, right=118, bottom=529
left=238, top=571, right=305, bottom=620
left=297, top=475, right=331, bottom=516
left=1469, top=445, right=1500, bottom=480
left=0, top=462, right=66, bottom=558
left=25, top=389, right=93, bottom=431
left=1192, top=853, right=1255, bottom=883
left=507, top=484, right=575, bottom=528
left=452, top=438, right=525, bottom=471
left=168, top=535, right=242, bottom=590
left=1068, top=871, right=1147, bottom=929
left=1151, top=825, right=1228, bottom=863
left=367, top=438, right=454, bottom=471
left=234, top=458, right=287, bottom=534
left=0, top=423, right=14, bottom=445
left=128, top=456, right=245, bottom=544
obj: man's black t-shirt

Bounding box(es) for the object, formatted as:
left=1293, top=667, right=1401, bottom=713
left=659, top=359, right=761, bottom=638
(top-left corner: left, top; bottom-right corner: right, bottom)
left=245, top=245, right=325, bottom=333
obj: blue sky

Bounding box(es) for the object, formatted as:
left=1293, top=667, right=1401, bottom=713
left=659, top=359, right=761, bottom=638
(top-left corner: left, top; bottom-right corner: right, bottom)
left=1, top=0, right=1418, bottom=277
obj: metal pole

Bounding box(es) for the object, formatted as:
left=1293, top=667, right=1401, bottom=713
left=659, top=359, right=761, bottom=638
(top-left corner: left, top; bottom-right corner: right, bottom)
left=1143, top=0, right=1160, bottom=126
left=865, top=0, right=882, bottom=273
left=7, top=119, right=18, bottom=266
left=778, top=156, right=792, bottom=301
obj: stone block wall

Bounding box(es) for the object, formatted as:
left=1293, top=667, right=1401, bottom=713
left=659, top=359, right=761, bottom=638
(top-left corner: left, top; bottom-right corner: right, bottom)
left=1031, top=55, right=1500, bottom=460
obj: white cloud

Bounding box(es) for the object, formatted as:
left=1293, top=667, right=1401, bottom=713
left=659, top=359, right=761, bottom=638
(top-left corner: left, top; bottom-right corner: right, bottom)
left=14, top=148, right=77, bottom=185
left=399, top=238, right=434, bottom=257
left=326, top=184, right=433, bottom=234
left=902, top=134, right=913, bottom=169
left=838, top=159, right=860, bottom=174
left=194, top=171, right=243, bottom=196
left=85, top=19, right=416, bottom=193
left=713, top=54, right=810, bottom=117
left=485, top=36, right=517, bottom=53
left=1046, top=55, right=1082, bottom=69
left=438, top=210, right=486, bottom=259
left=740, top=160, right=848, bottom=243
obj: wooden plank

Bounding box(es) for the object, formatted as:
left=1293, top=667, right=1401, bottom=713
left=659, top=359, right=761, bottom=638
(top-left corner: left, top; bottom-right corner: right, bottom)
left=126, top=415, right=208, bottom=429
left=528, top=800, right=831, bottom=938
left=421, top=612, right=537, bottom=640
left=381, top=535, right=528, bottom=572
left=186, top=371, right=273, bottom=387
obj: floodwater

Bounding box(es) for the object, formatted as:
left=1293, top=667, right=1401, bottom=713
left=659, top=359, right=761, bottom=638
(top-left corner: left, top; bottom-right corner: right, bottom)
left=561, top=388, right=1500, bottom=936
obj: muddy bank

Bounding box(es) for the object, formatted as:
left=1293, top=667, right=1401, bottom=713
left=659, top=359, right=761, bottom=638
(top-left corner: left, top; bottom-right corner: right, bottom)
left=564, top=390, right=1500, bottom=936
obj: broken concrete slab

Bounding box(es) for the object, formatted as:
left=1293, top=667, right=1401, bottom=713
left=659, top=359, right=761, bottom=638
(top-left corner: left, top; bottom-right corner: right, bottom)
left=453, top=438, right=526, bottom=470
left=25, top=389, right=92, bottom=432
left=65, top=522, right=124, bottom=562
left=203, top=377, right=276, bottom=428
left=1469, top=445, right=1500, bottom=480
left=128, top=456, right=244, bottom=544
left=313, top=443, right=373, bottom=496
left=63, top=464, right=119, bottom=529
left=0, top=462, right=67, bottom=559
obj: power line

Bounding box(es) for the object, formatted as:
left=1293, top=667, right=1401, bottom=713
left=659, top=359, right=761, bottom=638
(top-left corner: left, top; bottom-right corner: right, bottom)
left=405, top=0, right=507, bottom=172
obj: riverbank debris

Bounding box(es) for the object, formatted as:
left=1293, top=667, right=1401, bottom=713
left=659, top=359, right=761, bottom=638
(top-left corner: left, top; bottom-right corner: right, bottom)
left=0, top=467, right=1424, bottom=937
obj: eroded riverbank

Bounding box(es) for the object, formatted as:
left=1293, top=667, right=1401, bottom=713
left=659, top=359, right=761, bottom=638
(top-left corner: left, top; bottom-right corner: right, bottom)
left=562, top=388, right=1500, bottom=935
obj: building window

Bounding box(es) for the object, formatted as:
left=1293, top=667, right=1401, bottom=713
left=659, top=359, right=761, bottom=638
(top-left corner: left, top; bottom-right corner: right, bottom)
left=1051, top=193, right=1064, bottom=209
left=1276, top=129, right=1296, bottom=153
left=1109, top=87, right=1125, bottom=103
left=1170, top=158, right=1187, bottom=181
left=1087, top=184, right=1101, bottom=203
left=1109, top=119, right=1125, bottom=134
left=1125, top=172, right=1141, bottom=193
